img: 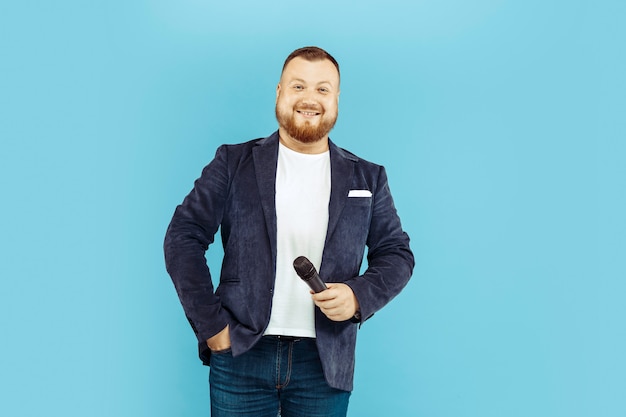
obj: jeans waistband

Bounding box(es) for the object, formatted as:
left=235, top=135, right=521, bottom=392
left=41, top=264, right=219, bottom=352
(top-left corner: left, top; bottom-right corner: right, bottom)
left=263, top=335, right=313, bottom=342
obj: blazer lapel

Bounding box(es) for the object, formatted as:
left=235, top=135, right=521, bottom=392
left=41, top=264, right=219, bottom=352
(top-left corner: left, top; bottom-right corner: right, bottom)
left=252, top=133, right=280, bottom=264
left=326, top=140, right=357, bottom=244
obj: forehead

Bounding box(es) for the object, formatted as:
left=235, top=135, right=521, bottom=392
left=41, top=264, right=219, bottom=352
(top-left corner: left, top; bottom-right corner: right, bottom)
left=281, top=57, right=340, bottom=86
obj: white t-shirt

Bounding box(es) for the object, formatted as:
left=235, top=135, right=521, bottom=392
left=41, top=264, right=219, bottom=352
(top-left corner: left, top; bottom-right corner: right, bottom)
left=264, top=143, right=331, bottom=338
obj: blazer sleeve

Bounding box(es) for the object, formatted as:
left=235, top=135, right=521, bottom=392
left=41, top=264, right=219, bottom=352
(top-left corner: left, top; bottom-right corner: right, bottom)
left=345, top=166, right=414, bottom=323
left=164, top=145, right=231, bottom=343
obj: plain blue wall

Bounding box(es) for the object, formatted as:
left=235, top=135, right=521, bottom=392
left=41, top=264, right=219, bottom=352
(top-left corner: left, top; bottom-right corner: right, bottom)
left=1, top=1, right=624, bottom=416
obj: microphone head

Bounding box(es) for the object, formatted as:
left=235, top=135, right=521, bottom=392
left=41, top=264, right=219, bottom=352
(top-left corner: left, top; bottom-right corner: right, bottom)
left=293, top=256, right=316, bottom=280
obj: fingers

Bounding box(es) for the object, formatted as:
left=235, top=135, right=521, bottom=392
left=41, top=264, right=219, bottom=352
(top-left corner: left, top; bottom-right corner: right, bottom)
left=318, top=303, right=353, bottom=321
left=206, top=325, right=231, bottom=351
left=312, top=283, right=358, bottom=321
left=320, top=306, right=351, bottom=321
left=310, top=283, right=342, bottom=301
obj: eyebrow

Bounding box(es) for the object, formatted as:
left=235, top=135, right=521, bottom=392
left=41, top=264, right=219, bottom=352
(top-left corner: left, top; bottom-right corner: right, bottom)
left=288, top=78, right=335, bottom=87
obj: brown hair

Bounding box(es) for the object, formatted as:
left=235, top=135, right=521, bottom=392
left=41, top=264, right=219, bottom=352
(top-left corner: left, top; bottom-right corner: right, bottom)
left=282, top=46, right=340, bottom=77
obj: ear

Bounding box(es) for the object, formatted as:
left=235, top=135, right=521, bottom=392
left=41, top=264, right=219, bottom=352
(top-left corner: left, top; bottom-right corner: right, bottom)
left=276, top=83, right=281, bottom=103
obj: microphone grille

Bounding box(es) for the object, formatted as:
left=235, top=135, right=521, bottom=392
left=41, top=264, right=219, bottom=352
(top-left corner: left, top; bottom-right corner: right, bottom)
left=293, top=256, right=315, bottom=278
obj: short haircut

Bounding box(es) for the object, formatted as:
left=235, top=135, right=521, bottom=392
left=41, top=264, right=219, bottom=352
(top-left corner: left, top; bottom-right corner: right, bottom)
left=282, top=46, right=340, bottom=78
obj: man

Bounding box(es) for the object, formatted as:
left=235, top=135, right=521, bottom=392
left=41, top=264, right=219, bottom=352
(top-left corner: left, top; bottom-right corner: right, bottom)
left=164, top=46, right=414, bottom=417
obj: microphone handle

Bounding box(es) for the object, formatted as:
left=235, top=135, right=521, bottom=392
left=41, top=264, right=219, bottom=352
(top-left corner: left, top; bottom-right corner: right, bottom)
left=304, top=274, right=327, bottom=293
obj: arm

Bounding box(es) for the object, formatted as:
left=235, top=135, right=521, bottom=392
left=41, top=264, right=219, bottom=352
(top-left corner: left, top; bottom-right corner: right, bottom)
left=164, top=145, right=232, bottom=344
left=344, top=166, right=414, bottom=324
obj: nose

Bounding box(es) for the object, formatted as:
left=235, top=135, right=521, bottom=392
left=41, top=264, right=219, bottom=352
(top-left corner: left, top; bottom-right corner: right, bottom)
left=301, top=87, right=320, bottom=103
left=298, top=94, right=322, bottom=110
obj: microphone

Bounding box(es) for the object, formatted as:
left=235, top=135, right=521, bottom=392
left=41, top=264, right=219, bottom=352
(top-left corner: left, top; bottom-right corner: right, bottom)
left=293, top=256, right=328, bottom=293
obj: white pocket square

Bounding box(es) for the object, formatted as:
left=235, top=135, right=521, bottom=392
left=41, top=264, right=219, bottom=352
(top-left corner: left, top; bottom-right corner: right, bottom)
left=348, top=189, right=372, bottom=197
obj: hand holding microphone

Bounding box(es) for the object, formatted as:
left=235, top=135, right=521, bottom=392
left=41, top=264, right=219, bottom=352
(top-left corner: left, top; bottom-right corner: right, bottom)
left=293, top=256, right=360, bottom=321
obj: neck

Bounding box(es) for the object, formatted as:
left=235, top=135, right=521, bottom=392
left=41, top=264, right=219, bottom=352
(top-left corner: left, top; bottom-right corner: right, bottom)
left=278, top=128, right=329, bottom=154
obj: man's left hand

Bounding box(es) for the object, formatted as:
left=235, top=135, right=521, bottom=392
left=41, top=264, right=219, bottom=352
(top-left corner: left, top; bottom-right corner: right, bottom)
left=312, top=283, right=360, bottom=322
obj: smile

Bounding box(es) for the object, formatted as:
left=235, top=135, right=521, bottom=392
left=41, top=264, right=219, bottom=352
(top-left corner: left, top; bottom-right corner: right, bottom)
left=297, top=110, right=320, bottom=116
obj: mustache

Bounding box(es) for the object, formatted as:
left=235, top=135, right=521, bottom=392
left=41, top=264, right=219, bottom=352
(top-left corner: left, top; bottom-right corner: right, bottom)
left=295, top=102, right=323, bottom=112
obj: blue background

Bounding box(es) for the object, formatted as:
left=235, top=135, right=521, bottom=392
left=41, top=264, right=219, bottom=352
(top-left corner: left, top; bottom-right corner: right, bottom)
left=1, top=1, right=624, bottom=416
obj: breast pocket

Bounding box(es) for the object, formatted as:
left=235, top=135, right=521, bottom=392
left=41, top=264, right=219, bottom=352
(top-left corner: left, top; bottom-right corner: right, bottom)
left=339, top=196, right=373, bottom=243
left=346, top=196, right=373, bottom=207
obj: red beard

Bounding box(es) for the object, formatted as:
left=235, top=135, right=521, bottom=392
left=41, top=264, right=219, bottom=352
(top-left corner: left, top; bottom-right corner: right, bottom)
left=275, top=102, right=337, bottom=144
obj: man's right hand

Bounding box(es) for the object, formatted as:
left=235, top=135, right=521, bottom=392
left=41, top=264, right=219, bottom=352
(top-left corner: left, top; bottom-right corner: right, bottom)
left=206, top=325, right=231, bottom=352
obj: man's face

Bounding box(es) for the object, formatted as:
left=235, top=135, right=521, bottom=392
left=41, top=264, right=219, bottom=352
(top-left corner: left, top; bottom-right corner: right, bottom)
left=275, top=57, right=340, bottom=144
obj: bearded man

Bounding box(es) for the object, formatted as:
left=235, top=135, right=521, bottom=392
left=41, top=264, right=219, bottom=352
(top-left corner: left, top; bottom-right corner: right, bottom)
left=164, top=46, right=414, bottom=417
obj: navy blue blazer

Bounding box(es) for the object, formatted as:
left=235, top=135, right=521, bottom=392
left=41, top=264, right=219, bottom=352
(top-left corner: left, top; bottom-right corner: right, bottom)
left=164, top=131, right=414, bottom=391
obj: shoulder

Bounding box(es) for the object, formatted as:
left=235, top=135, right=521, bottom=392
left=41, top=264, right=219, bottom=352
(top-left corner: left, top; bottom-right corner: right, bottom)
left=329, top=140, right=384, bottom=172
left=220, top=132, right=278, bottom=152
left=211, top=132, right=279, bottom=163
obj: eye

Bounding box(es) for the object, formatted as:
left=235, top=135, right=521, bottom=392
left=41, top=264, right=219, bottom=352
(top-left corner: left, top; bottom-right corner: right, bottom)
left=318, top=87, right=329, bottom=94
left=293, top=85, right=304, bottom=91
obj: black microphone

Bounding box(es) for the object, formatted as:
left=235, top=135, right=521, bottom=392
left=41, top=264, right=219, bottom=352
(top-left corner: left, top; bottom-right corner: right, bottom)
left=293, top=256, right=328, bottom=293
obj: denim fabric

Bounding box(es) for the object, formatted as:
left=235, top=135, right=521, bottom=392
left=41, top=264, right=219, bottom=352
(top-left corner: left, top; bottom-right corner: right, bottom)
left=209, top=336, right=350, bottom=417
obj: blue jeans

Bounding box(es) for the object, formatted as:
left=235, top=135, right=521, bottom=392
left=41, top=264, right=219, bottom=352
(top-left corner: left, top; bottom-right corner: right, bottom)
left=209, top=336, right=351, bottom=417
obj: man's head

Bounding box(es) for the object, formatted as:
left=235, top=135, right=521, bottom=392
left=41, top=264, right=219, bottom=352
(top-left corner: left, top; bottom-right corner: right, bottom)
left=275, top=46, right=340, bottom=149
left=281, top=46, right=340, bottom=79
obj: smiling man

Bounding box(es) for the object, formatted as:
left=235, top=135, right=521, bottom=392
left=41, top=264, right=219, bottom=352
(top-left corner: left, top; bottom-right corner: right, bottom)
left=164, top=46, right=414, bottom=417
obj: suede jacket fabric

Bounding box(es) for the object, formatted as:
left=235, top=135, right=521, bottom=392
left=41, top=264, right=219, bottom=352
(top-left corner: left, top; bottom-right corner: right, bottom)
left=164, top=131, right=414, bottom=392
